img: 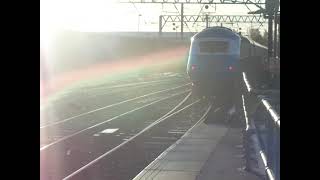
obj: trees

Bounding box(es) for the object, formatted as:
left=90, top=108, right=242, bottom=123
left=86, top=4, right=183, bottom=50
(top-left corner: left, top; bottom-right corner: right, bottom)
left=249, top=28, right=268, bottom=46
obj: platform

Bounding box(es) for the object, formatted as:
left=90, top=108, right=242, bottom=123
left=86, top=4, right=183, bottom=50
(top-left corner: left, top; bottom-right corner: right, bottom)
left=133, top=117, right=261, bottom=180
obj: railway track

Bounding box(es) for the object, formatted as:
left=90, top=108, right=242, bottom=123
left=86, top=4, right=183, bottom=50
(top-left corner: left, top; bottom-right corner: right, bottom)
left=41, top=85, right=196, bottom=179
left=40, top=81, right=190, bottom=145
left=40, top=88, right=190, bottom=151
left=62, top=99, right=211, bottom=180
left=40, top=82, right=190, bottom=129
left=41, top=76, right=211, bottom=180
left=40, top=77, right=188, bottom=126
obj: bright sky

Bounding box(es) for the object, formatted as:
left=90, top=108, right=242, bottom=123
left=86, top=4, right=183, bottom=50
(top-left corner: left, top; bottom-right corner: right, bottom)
left=40, top=0, right=266, bottom=48
left=40, top=0, right=265, bottom=31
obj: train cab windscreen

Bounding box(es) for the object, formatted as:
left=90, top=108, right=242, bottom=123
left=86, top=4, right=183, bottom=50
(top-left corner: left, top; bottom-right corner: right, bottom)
left=199, top=41, right=229, bottom=53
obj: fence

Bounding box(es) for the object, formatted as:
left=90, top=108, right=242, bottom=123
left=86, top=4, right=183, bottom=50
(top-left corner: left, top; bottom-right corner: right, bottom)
left=242, top=72, right=280, bottom=180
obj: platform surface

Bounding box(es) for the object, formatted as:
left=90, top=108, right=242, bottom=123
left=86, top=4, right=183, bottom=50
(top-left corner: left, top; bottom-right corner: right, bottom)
left=133, top=119, right=261, bottom=180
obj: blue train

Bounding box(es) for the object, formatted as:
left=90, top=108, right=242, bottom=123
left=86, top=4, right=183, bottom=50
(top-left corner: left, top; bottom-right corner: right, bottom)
left=187, top=26, right=267, bottom=109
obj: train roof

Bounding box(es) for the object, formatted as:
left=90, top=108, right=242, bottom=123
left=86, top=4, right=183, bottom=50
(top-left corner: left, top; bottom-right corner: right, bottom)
left=192, top=26, right=240, bottom=40
left=240, top=35, right=267, bottom=49
left=253, top=40, right=267, bottom=49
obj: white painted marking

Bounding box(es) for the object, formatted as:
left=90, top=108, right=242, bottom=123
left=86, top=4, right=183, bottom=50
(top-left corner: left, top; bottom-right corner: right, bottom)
left=100, top=128, right=119, bottom=134
left=168, top=131, right=186, bottom=134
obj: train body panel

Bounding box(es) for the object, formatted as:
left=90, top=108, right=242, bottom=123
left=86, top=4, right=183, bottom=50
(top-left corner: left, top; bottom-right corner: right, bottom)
left=241, top=36, right=268, bottom=59
left=240, top=37, right=252, bottom=59
left=239, top=36, right=268, bottom=86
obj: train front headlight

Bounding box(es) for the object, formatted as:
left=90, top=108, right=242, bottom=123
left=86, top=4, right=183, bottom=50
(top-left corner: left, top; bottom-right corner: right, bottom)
left=191, top=64, right=197, bottom=71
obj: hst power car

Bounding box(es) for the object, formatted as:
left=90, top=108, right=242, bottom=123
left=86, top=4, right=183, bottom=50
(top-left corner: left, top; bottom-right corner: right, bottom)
left=187, top=27, right=241, bottom=99
left=187, top=26, right=267, bottom=109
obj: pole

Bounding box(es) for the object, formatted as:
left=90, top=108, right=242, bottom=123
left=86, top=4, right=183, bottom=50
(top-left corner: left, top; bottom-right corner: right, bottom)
left=266, top=0, right=274, bottom=85
left=138, top=14, right=141, bottom=32
left=273, top=13, right=277, bottom=58
left=273, top=0, right=279, bottom=58
left=267, top=15, right=273, bottom=66
left=159, top=15, right=162, bottom=37
left=206, top=14, right=209, bottom=28
left=181, top=3, right=184, bottom=39
left=176, top=27, right=177, bottom=39
left=278, top=17, right=280, bottom=58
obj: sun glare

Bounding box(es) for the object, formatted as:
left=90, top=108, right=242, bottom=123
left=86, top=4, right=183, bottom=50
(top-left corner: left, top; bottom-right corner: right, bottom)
left=41, top=0, right=131, bottom=33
